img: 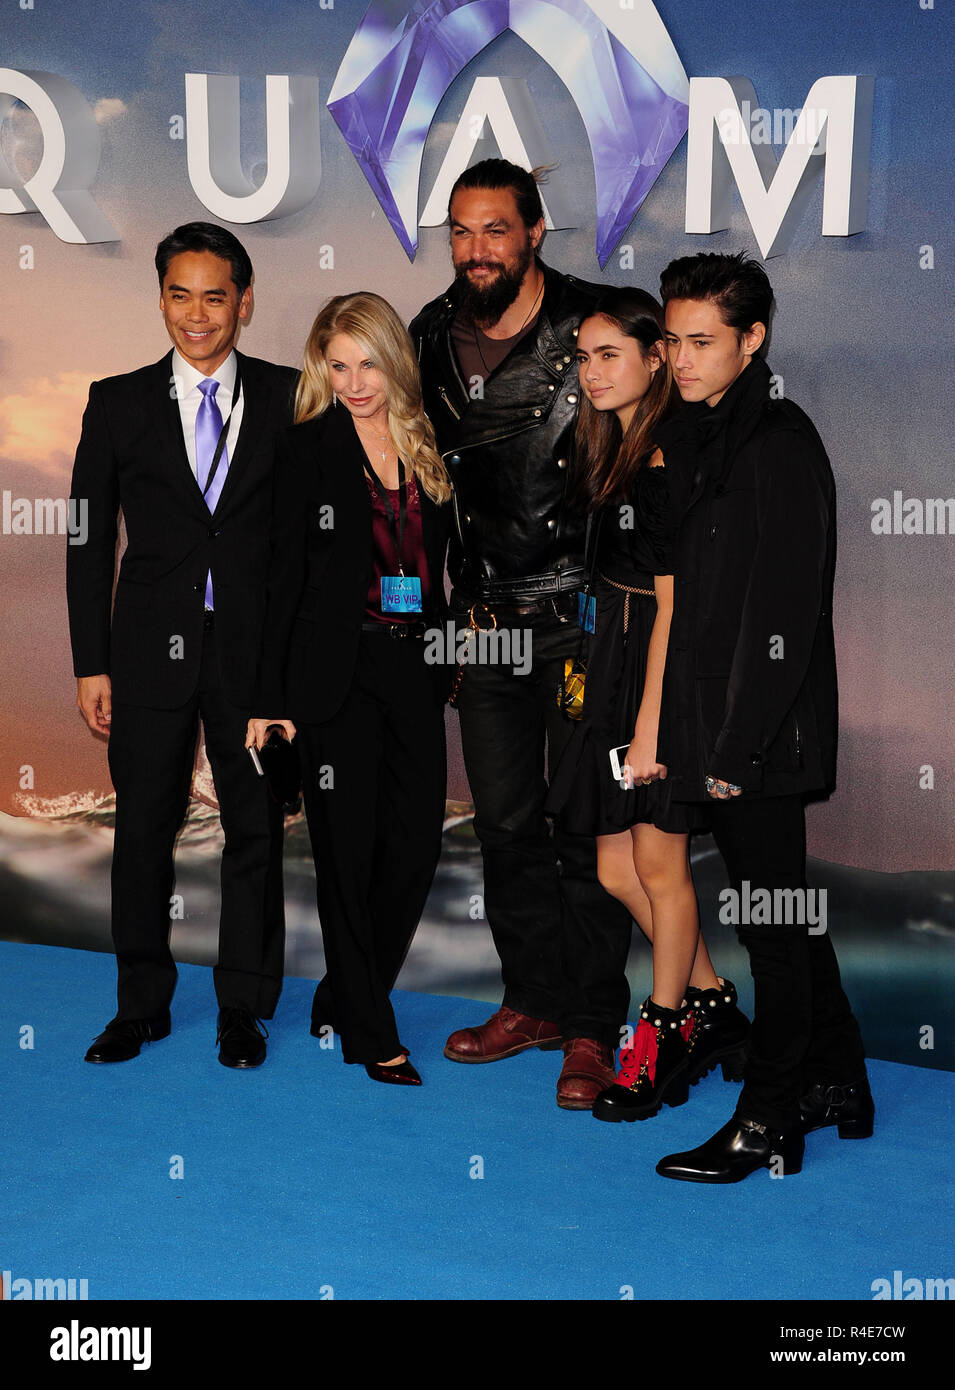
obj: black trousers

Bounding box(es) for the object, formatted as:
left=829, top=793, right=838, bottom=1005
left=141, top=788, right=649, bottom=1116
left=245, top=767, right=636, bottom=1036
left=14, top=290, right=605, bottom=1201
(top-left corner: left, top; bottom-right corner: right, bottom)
left=297, top=631, right=447, bottom=1065
left=708, top=794, right=867, bottom=1130
left=452, top=598, right=632, bottom=1049
left=107, top=620, right=285, bottom=1021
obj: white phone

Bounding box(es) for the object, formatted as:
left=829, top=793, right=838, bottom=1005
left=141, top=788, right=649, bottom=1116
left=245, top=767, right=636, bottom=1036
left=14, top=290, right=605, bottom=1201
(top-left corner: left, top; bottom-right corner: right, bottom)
left=609, top=744, right=633, bottom=787
left=248, top=746, right=265, bottom=776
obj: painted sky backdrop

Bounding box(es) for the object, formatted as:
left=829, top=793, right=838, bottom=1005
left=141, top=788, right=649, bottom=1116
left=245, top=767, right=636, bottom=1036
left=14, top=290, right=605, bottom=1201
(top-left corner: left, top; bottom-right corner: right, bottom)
left=0, top=0, right=952, bottom=871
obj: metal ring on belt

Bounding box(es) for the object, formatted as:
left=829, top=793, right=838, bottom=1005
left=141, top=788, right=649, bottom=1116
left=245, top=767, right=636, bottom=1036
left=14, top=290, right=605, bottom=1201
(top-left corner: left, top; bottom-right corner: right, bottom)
left=598, top=573, right=655, bottom=636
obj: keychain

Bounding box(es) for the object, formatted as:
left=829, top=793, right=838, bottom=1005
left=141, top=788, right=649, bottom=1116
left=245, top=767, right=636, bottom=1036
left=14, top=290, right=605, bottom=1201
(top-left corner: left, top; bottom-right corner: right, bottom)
left=448, top=603, right=496, bottom=706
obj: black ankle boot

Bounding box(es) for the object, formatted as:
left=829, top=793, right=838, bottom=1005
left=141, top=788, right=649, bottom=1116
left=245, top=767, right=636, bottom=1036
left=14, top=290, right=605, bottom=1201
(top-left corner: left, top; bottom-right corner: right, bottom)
left=656, top=1115, right=805, bottom=1184
left=682, top=978, right=749, bottom=1086
left=593, top=999, right=691, bottom=1123
left=800, top=1078, right=874, bottom=1138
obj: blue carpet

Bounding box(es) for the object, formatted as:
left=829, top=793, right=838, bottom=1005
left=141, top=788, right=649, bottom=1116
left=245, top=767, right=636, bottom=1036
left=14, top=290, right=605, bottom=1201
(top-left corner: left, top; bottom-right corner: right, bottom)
left=2, top=941, right=951, bottom=1302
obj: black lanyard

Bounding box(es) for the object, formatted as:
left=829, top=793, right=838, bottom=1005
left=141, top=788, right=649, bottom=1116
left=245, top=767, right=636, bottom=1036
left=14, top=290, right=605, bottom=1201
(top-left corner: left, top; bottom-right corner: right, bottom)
left=362, top=455, right=408, bottom=576
left=200, top=357, right=242, bottom=500
left=582, top=507, right=606, bottom=594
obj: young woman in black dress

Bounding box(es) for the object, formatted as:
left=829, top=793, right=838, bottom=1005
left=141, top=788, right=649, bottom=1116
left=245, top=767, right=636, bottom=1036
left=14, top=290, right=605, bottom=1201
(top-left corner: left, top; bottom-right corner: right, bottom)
left=547, top=288, right=748, bottom=1121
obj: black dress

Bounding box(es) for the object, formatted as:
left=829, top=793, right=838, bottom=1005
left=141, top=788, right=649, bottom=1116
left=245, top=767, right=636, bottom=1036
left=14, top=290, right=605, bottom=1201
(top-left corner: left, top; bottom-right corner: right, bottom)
left=546, top=465, right=705, bottom=837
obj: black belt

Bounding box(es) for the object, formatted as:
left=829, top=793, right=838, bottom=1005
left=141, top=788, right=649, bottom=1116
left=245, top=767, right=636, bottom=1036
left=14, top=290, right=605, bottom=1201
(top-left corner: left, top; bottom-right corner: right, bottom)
left=451, top=589, right=578, bottom=621
left=360, top=620, right=426, bottom=639
left=460, top=569, right=588, bottom=604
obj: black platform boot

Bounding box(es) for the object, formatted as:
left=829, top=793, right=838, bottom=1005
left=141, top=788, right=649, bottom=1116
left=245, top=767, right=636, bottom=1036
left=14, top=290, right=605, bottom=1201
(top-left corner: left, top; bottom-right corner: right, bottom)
left=800, top=1078, right=874, bottom=1138
left=682, top=978, right=749, bottom=1086
left=593, top=999, right=691, bottom=1123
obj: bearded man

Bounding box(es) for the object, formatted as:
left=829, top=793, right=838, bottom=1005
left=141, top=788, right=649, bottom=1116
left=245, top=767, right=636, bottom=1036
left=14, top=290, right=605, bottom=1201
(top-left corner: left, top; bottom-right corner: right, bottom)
left=410, top=160, right=632, bottom=1109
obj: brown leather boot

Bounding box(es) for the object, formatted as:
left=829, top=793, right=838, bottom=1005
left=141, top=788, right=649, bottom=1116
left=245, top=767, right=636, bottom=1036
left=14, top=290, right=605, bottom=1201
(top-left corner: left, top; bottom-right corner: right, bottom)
left=556, top=1038, right=616, bottom=1110
left=444, top=1007, right=563, bottom=1063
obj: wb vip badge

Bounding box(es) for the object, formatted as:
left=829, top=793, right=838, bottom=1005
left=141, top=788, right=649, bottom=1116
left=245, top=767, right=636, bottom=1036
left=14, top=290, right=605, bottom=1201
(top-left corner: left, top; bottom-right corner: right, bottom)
left=381, top=575, right=423, bottom=613
left=578, top=592, right=596, bottom=634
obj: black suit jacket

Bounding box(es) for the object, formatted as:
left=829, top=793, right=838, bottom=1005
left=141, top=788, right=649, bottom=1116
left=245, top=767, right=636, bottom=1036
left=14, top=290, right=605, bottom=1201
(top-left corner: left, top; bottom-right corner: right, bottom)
left=67, top=349, right=298, bottom=709
left=657, top=357, right=838, bottom=801
left=253, top=407, right=452, bottom=724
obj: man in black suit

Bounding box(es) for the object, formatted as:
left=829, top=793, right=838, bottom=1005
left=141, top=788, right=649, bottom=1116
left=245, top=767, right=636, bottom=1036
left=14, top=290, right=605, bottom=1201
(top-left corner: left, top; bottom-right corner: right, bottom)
left=650, top=252, right=870, bottom=1182
left=67, top=222, right=298, bottom=1067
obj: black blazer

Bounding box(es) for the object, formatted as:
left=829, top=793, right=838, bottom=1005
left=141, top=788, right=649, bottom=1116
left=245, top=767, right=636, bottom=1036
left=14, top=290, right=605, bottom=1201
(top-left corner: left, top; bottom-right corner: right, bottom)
left=657, top=357, right=838, bottom=801
left=253, top=407, right=452, bottom=724
left=67, top=350, right=298, bottom=710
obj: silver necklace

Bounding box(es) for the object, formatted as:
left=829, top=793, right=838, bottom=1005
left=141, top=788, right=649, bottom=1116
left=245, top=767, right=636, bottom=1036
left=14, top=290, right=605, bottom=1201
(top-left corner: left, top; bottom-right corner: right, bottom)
left=356, top=422, right=391, bottom=465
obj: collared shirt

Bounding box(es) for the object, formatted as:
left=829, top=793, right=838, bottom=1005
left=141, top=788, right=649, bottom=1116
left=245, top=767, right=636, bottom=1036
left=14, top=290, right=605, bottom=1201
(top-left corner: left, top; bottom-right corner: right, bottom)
left=171, top=348, right=244, bottom=480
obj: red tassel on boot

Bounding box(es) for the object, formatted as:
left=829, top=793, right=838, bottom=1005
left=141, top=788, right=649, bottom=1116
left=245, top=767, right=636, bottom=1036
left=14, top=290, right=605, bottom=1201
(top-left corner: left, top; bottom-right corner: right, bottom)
left=618, top=1018, right=659, bottom=1087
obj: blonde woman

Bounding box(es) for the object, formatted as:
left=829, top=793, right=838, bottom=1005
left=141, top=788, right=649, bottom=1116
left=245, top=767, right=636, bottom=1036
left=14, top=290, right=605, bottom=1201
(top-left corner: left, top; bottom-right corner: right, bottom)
left=248, top=293, right=452, bottom=1086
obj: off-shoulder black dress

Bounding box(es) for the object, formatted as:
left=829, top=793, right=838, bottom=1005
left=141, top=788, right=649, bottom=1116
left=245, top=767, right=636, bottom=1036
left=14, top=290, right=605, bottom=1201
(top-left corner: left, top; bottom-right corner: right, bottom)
left=546, top=464, right=706, bottom=836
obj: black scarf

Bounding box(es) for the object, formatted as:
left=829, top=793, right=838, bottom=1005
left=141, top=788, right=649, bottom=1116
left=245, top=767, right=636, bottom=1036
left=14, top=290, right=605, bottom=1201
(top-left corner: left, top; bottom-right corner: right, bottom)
left=656, top=356, right=774, bottom=492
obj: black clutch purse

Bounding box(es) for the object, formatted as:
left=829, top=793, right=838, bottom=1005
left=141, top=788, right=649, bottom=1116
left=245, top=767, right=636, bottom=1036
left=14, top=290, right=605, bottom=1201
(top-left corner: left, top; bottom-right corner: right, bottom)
left=256, top=726, right=302, bottom=814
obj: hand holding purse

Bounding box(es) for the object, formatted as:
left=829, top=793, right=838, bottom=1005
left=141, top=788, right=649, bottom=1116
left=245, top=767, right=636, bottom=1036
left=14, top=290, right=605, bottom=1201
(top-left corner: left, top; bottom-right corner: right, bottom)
left=253, top=724, right=302, bottom=814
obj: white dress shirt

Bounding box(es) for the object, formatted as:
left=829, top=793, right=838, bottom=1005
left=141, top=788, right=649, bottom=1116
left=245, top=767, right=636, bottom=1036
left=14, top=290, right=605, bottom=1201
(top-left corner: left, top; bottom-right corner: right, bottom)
left=171, top=348, right=244, bottom=481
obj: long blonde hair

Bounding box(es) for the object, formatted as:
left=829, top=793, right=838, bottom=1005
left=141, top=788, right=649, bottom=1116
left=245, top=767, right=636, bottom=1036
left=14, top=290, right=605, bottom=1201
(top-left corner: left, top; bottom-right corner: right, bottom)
left=295, top=292, right=451, bottom=504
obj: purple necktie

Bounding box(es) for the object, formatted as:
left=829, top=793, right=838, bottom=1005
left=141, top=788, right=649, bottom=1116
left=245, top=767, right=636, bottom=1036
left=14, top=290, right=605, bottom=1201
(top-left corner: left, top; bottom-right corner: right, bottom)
left=195, top=377, right=229, bottom=609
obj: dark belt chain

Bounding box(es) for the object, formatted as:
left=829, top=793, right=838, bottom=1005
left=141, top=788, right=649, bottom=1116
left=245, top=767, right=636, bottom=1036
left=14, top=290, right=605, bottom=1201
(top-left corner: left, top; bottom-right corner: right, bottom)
left=448, top=604, right=497, bottom=707
left=360, top=620, right=426, bottom=639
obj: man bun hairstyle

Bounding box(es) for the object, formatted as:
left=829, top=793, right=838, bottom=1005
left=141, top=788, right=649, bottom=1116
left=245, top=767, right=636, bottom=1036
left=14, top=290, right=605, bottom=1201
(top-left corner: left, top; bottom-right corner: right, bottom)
left=659, top=251, right=773, bottom=338
left=155, top=222, right=254, bottom=296
left=448, top=158, right=547, bottom=230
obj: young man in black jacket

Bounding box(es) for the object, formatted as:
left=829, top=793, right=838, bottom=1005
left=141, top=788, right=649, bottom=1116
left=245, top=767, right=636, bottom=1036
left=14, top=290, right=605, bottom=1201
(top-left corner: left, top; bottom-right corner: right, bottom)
left=652, top=251, right=871, bottom=1181
left=410, top=160, right=633, bottom=1108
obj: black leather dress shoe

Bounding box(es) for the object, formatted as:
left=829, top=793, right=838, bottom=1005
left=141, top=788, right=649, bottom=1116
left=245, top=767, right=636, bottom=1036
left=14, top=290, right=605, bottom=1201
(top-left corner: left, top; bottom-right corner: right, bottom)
left=364, top=1057, right=422, bottom=1086
left=656, top=1116, right=805, bottom=1184
left=216, top=1008, right=268, bottom=1068
left=800, top=1079, right=874, bottom=1138
left=85, top=1014, right=170, bottom=1063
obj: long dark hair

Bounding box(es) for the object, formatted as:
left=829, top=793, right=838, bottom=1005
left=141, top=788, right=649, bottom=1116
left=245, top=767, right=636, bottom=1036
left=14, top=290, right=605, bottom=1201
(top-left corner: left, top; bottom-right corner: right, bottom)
left=571, top=288, right=675, bottom=509
left=448, top=158, right=545, bottom=228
